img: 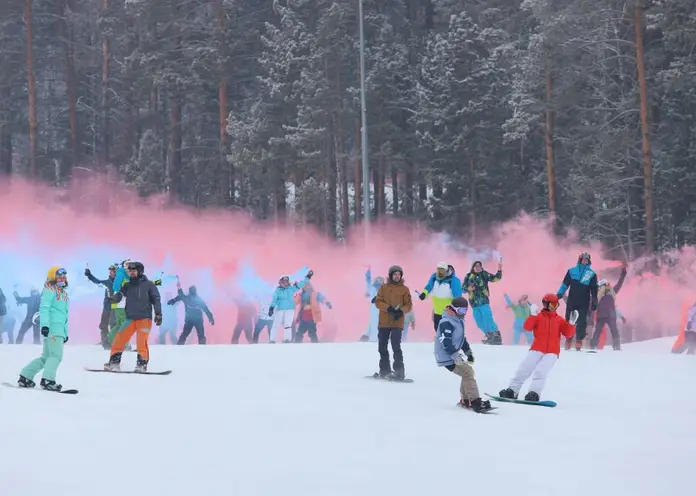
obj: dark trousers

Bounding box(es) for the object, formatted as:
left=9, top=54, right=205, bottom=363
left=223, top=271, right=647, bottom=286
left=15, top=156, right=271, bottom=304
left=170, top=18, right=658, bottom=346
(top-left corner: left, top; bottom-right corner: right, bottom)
left=178, top=320, right=206, bottom=345
left=591, top=317, right=620, bottom=349
left=566, top=304, right=590, bottom=341
left=232, top=319, right=253, bottom=344
left=16, top=318, right=40, bottom=344
left=378, top=327, right=404, bottom=375
left=673, top=331, right=696, bottom=355
left=295, top=320, right=318, bottom=343
left=433, top=313, right=442, bottom=332
left=98, top=307, right=114, bottom=346
left=252, top=319, right=273, bottom=343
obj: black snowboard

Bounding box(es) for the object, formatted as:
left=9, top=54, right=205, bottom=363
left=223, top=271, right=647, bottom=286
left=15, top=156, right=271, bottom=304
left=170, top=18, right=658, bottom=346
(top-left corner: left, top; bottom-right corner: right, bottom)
left=2, top=382, right=78, bottom=394
left=365, top=374, right=414, bottom=383
left=457, top=402, right=498, bottom=414
left=84, top=367, right=172, bottom=375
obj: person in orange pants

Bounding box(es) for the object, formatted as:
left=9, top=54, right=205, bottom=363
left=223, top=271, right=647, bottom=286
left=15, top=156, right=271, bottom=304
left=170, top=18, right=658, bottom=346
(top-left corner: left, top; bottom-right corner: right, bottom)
left=104, top=262, right=162, bottom=372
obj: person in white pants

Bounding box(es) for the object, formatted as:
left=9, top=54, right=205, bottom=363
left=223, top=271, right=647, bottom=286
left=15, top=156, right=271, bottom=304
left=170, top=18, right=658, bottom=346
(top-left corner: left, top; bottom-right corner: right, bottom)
left=269, top=270, right=313, bottom=343
left=499, top=294, right=578, bottom=402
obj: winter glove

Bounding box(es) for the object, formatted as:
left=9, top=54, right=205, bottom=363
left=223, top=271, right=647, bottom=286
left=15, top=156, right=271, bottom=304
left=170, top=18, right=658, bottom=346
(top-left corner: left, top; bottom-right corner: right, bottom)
left=306, top=270, right=314, bottom=279
left=452, top=350, right=467, bottom=366
left=418, top=292, right=426, bottom=301
left=370, top=297, right=376, bottom=304
left=209, top=318, right=215, bottom=326
left=64, top=336, right=69, bottom=344
left=154, top=314, right=163, bottom=326
left=465, top=350, right=474, bottom=364
left=387, top=306, right=396, bottom=314
left=268, top=306, right=274, bottom=317
left=154, top=279, right=162, bottom=286
left=620, top=316, right=627, bottom=324
left=84, top=268, right=92, bottom=277
left=41, top=326, right=49, bottom=337
left=167, top=298, right=176, bottom=306
left=569, top=310, right=580, bottom=325
left=326, top=302, right=333, bottom=309
left=392, top=310, right=404, bottom=321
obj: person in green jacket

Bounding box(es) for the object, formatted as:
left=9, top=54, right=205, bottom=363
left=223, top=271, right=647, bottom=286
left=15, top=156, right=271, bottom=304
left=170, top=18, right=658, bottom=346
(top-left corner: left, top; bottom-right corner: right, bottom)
left=504, top=293, right=535, bottom=345
left=18, top=266, right=70, bottom=391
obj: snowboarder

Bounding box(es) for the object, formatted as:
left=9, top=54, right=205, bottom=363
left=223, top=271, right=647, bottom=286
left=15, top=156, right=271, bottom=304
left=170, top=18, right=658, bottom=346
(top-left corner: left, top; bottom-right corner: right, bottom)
left=434, top=296, right=492, bottom=413
left=589, top=266, right=627, bottom=350
left=504, top=293, right=535, bottom=345
left=269, top=270, right=312, bottom=343
left=373, top=265, right=412, bottom=380
left=463, top=259, right=503, bottom=344
left=672, top=302, right=696, bottom=355
left=168, top=282, right=214, bottom=345
left=104, top=262, right=162, bottom=372
left=556, top=252, right=598, bottom=350
left=359, top=267, right=382, bottom=342
left=84, top=263, right=117, bottom=349
left=252, top=299, right=273, bottom=343
left=293, top=280, right=332, bottom=343
left=13, top=288, right=41, bottom=344
left=419, top=262, right=463, bottom=332
left=159, top=291, right=179, bottom=344
left=232, top=297, right=256, bottom=344
left=17, top=266, right=70, bottom=391
left=499, top=294, right=577, bottom=402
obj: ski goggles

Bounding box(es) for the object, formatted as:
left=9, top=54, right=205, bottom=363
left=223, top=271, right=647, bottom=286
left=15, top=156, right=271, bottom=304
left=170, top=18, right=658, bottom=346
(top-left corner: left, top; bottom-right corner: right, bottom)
left=55, top=268, right=67, bottom=277
left=449, top=305, right=467, bottom=316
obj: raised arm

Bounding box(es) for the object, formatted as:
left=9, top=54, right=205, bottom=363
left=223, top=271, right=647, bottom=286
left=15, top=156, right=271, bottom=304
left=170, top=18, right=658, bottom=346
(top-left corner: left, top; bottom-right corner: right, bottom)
left=557, top=270, right=572, bottom=297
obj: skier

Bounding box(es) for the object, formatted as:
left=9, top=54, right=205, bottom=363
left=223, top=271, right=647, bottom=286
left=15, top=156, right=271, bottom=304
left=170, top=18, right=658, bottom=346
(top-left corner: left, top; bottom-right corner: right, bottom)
left=269, top=270, right=312, bottom=343
left=498, top=294, right=577, bottom=402
left=252, top=299, right=274, bottom=343
left=104, top=262, right=162, bottom=372
left=556, top=252, right=598, bottom=350
left=85, top=263, right=116, bottom=349
left=372, top=265, right=412, bottom=380
left=168, top=283, right=214, bottom=345
left=463, top=259, right=503, bottom=344
left=419, top=262, right=462, bottom=331
left=158, top=291, right=179, bottom=344
left=434, top=296, right=492, bottom=413
left=232, top=297, right=256, bottom=344
left=13, top=288, right=41, bottom=344
left=359, top=267, right=383, bottom=342
left=17, top=266, right=70, bottom=391
left=672, top=302, right=696, bottom=355
left=293, top=280, right=332, bottom=343
left=589, top=266, right=627, bottom=351
left=504, top=293, right=534, bottom=345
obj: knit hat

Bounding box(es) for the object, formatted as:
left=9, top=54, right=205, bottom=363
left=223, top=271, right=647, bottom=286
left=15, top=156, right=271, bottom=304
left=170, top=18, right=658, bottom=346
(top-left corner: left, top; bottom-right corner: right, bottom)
left=388, top=265, right=403, bottom=280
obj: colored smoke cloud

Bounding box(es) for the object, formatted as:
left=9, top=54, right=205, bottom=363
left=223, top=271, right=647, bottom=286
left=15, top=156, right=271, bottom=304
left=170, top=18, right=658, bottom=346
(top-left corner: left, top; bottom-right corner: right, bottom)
left=1, top=176, right=694, bottom=345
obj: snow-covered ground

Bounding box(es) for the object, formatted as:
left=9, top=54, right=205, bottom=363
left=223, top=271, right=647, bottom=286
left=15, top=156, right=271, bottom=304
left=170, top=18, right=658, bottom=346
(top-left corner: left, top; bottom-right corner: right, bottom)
left=0, top=340, right=693, bottom=496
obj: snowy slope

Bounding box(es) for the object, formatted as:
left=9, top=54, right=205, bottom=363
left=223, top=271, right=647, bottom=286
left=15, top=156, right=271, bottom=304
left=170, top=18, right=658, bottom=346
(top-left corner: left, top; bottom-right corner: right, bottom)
left=0, top=342, right=693, bottom=496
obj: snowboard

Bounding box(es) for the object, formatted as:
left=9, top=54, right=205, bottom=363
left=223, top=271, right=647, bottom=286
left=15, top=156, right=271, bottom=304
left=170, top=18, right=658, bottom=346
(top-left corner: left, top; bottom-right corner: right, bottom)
left=2, top=382, right=78, bottom=394
left=457, top=402, right=498, bottom=414
left=365, top=374, right=414, bottom=383
left=585, top=350, right=598, bottom=354
left=84, top=367, right=172, bottom=375
left=485, top=393, right=557, bottom=408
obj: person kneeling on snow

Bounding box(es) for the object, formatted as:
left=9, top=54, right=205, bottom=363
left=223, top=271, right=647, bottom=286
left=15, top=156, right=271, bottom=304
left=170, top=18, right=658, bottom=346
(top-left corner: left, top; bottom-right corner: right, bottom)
left=499, top=294, right=577, bottom=402
left=434, top=297, right=492, bottom=413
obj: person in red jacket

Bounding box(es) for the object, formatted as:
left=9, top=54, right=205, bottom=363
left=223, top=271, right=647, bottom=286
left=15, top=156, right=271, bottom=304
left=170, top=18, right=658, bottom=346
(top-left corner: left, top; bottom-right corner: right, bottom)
left=498, top=294, right=577, bottom=402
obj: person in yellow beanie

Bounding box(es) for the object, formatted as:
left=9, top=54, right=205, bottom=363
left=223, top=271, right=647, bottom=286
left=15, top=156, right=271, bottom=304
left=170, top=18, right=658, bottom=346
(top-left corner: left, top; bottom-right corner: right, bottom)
left=17, top=266, right=70, bottom=391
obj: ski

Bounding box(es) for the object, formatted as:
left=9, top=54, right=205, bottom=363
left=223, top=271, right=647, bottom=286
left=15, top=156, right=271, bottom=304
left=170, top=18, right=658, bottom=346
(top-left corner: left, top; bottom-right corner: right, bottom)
left=84, top=367, right=172, bottom=375
left=365, top=374, right=414, bottom=383
left=2, top=382, right=78, bottom=394
left=485, top=393, right=557, bottom=408
left=457, top=402, right=498, bottom=414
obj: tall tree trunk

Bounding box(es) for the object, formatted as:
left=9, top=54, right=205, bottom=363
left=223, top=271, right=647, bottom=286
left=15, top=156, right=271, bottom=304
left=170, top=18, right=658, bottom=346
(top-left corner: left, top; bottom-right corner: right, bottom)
left=62, top=0, right=78, bottom=174
left=168, top=90, right=182, bottom=201
left=470, top=157, right=477, bottom=242
left=391, top=165, right=399, bottom=215
left=634, top=4, right=654, bottom=253
left=544, top=66, right=556, bottom=215
left=354, top=119, right=362, bottom=222
left=101, top=0, right=110, bottom=163
left=25, top=0, right=38, bottom=178
left=0, top=86, right=11, bottom=175
left=215, top=0, right=232, bottom=205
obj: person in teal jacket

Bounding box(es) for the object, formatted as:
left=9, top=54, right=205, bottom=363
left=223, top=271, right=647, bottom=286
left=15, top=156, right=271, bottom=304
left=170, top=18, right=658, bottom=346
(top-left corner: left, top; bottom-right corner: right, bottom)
left=463, top=259, right=503, bottom=344
left=504, top=293, right=534, bottom=345
left=18, top=266, right=70, bottom=391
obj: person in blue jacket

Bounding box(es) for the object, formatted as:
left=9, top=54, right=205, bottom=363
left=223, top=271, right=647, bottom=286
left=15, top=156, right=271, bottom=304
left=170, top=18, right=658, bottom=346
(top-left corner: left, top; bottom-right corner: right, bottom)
left=168, top=282, right=214, bottom=345
left=359, top=267, right=383, bottom=342
left=269, top=269, right=313, bottom=343
left=419, top=262, right=462, bottom=332
left=556, top=252, right=598, bottom=350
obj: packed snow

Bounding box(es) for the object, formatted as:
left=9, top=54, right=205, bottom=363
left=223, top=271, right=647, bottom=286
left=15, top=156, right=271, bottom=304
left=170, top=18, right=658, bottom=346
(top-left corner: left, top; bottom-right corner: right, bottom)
left=0, top=340, right=693, bottom=496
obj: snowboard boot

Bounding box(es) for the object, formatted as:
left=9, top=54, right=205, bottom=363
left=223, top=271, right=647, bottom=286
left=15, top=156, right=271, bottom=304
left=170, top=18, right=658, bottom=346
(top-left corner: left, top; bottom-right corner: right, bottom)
left=488, top=331, right=503, bottom=345
left=359, top=335, right=369, bottom=342
left=375, top=371, right=392, bottom=379
left=282, top=339, right=291, bottom=343
left=134, top=355, right=148, bottom=373
left=524, top=391, right=540, bottom=402
left=40, top=378, right=62, bottom=392
left=470, top=398, right=493, bottom=413
left=575, top=339, right=583, bottom=351
left=18, top=375, right=36, bottom=388
left=392, top=368, right=405, bottom=381
left=104, top=352, right=123, bottom=371
left=499, top=388, right=517, bottom=399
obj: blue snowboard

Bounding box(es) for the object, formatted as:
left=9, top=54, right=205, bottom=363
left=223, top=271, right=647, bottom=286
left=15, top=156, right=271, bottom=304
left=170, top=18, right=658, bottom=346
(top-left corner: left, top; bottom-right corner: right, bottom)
left=485, top=393, right=557, bottom=408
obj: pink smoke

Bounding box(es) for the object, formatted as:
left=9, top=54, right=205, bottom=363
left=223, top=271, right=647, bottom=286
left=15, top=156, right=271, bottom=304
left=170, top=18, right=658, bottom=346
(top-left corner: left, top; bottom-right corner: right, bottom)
left=1, top=176, right=694, bottom=345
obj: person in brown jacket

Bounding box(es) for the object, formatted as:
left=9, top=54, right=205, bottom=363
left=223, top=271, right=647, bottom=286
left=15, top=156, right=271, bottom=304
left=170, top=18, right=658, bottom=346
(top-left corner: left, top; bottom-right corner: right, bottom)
left=373, top=265, right=413, bottom=380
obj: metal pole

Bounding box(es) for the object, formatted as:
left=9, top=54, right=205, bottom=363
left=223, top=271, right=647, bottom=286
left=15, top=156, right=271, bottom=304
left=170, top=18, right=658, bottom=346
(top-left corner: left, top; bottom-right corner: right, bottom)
left=359, top=0, right=370, bottom=230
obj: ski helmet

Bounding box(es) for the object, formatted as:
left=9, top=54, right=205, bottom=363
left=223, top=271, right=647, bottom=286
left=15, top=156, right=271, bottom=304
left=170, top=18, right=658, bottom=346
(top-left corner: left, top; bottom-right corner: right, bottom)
left=542, top=293, right=560, bottom=311
left=126, top=261, right=145, bottom=277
